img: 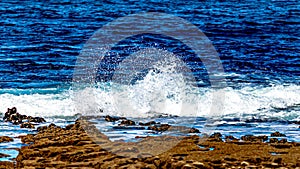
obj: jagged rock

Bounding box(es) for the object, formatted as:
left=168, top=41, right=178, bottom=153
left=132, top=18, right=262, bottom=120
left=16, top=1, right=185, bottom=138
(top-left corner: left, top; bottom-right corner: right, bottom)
left=188, top=128, right=200, bottom=133
left=148, top=124, right=171, bottom=132
left=241, top=135, right=268, bottom=142
left=12, top=120, right=300, bottom=169
left=104, top=115, right=125, bottom=122
left=0, top=136, right=13, bottom=143
left=279, top=138, right=287, bottom=143
left=225, top=135, right=239, bottom=142
left=0, top=153, right=10, bottom=158
left=120, top=119, right=136, bottom=126
left=210, top=132, right=222, bottom=138
left=139, top=121, right=158, bottom=126
left=37, top=126, right=48, bottom=132
left=208, top=132, right=223, bottom=142
left=20, top=122, right=35, bottom=129
left=0, top=161, right=14, bottom=169
left=27, top=116, right=46, bottom=123
left=271, top=131, right=286, bottom=137
left=3, top=107, right=46, bottom=127
left=269, top=138, right=278, bottom=143
left=193, top=161, right=205, bottom=167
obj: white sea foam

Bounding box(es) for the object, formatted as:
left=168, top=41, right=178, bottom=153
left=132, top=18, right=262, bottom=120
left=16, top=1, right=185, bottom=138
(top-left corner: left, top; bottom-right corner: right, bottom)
left=0, top=81, right=299, bottom=121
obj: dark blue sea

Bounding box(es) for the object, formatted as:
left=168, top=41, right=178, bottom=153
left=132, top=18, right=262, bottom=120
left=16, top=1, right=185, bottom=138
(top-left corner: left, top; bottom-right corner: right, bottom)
left=0, top=0, right=299, bottom=161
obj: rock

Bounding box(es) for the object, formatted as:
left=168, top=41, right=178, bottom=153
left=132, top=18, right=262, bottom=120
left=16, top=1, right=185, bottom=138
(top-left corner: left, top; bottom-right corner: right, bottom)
left=3, top=107, right=46, bottom=127
left=193, top=161, right=205, bottom=167
left=279, top=138, right=287, bottom=143
left=12, top=118, right=300, bottom=169
left=210, top=132, right=222, bottom=138
left=241, top=135, right=268, bottom=142
left=182, top=163, right=193, bottom=169
left=188, top=128, right=200, bottom=133
left=0, top=153, right=10, bottom=158
left=263, top=162, right=279, bottom=168
left=18, top=134, right=35, bottom=144
left=20, top=122, right=35, bottom=129
left=27, top=116, right=46, bottom=123
left=0, top=161, right=14, bottom=169
left=120, top=119, right=136, bottom=126
left=37, top=126, right=48, bottom=132
left=208, top=132, right=223, bottom=142
left=3, top=107, right=17, bottom=120
left=271, top=131, right=286, bottom=137
left=105, top=115, right=125, bottom=122
left=139, top=121, right=158, bottom=126
left=274, top=157, right=282, bottom=164
left=148, top=124, right=171, bottom=132
left=269, top=138, right=279, bottom=143
left=246, top=165, right=259, bottom=169
left=0, top=136, right=14, bottom=143
left=241, top=161, right=250, bottom=166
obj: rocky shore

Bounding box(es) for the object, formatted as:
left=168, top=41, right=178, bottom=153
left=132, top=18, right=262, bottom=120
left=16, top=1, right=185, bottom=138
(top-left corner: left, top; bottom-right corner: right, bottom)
left=0, top=113, right=299, bottom=169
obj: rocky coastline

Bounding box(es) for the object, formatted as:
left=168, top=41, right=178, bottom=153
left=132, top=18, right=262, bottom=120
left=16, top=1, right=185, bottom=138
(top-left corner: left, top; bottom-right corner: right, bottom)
left=0, top=108, right=300, bottom=169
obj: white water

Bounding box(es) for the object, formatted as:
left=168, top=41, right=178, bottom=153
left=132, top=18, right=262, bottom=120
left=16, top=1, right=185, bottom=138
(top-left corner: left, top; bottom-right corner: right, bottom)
left=0, top=82, right=299, bottom=120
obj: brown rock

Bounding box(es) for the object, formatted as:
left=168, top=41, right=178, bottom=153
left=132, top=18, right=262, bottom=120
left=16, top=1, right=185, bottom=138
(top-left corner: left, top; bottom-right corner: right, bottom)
left=139, top=121, right=157, bottom=126
left=148, top=124, right=170, bottom=132
left=20, top=122, right=35, bottom=129
left=105, top=115, right=125, bottom=122
left=271, top=131, right=286, bottom=137
left=269, top=138, right=279, bottom=143
left=120, top=119, right=136, bottom=126
left=0, top=153, right=10, bottom=158
left=193, top=161, right=205, bottom=167
left=188, top=128, right=200, bottom=133
left=0, top=161, right=14, bottom=169
left=0, top=136, right=13, bottom=143
left=241, top=135, right=268, bottom=142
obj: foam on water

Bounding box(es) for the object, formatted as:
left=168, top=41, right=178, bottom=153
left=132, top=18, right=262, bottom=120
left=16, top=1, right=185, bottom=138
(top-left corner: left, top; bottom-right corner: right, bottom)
left=0, top=80, right=299, bottom=121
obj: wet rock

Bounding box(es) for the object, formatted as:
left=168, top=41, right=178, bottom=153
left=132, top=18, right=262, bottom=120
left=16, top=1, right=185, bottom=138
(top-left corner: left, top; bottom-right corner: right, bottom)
left=225, top=135, right=239, bottom=142
left=271, top=131, right=286, bottom=137
left=241, top=161, right=250, bottom=166
left=208, top=132, right=223, bottom=142
left=0, top=153, right=10, bottom=158
left=271, top=144, right=292, bottom=149
left=188, top=128, right=200, bottom=133
left=263, top=162, right=279, bottom=168
left=3, top=107, right=17, bottom=120
left=273, top=157, right=282, bottom=164
left=269, top=138, right=279, bottom=143
left=148, top=124, right=171, bottom=132
left=193, top=161, right=205, bottom=167
left=182, top=163, right=193, bottom=169
left=119, top=119, right=136, bottom=126
left=37, top=125, right=48, bottom=132
left=246, top=165, right=259, bottom=169
left=210, top=132, right=222, bottom=138
left=279, top=138, right=287, bottom=143
left=3, top=107, right=46, bottom=127
left=0, top=161, right=14, bottom=169
left=27, top=116, right=46, bottom=123
left=0, top=136, right=14, bottom=143
left=20, top=122, right=35, bottom=129
left=18, top=134, right=35, bottom=144
left=241, top=135, right=268, bottom=142
left=139, top=121, right=158, bottom=126
left=104, top=115, right=126, bottom=122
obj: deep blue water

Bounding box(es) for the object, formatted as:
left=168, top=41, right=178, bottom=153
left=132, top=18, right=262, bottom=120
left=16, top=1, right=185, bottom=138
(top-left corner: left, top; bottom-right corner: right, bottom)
left=0, top=0, right=299, bottom=161
left=0, top=0, right=299, bottom=89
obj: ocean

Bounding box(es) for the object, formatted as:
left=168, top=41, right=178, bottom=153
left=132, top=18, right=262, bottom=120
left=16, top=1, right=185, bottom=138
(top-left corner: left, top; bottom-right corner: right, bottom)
left=0, top=0, right=299, bottom=161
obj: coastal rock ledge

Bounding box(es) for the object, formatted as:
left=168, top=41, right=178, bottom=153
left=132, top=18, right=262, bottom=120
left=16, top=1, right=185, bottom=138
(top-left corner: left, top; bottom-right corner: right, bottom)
left=0, top=119, right=296, bottom=169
